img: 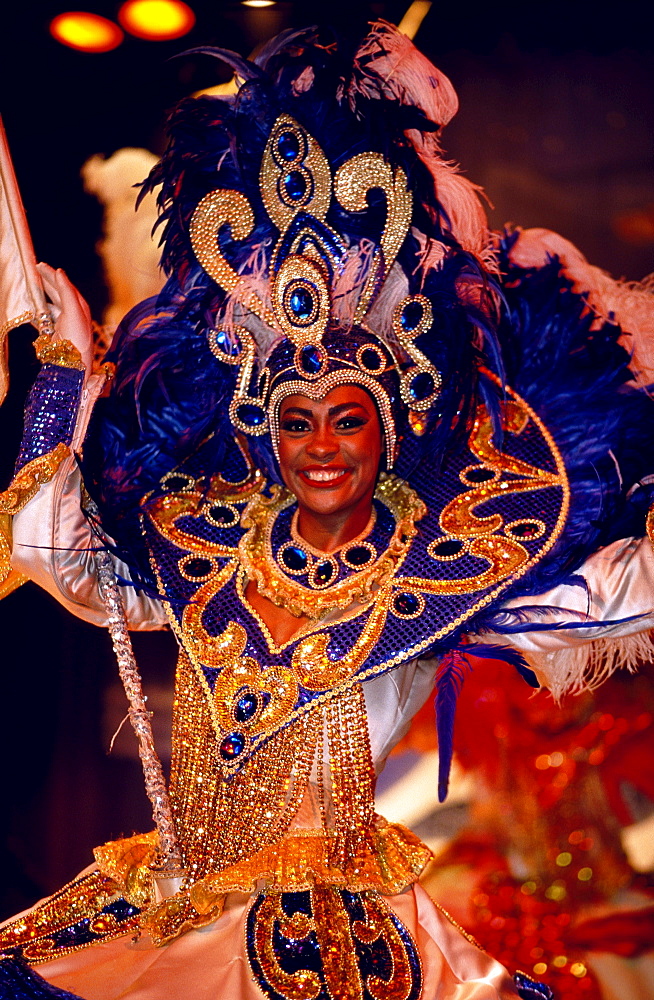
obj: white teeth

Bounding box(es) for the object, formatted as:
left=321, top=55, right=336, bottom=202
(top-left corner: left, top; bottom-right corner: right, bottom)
left=303, top=469, right=346, bottom=482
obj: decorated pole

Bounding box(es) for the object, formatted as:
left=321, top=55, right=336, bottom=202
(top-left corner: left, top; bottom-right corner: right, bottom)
left=90, top=499, right=184, bottom=879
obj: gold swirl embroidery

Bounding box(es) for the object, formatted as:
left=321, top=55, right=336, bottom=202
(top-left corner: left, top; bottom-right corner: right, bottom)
left=212, top=654, right=299, bottom=738
left=334, top=152, right=412, bottom=323
left=0, top=442, right=70, bottom=516
left=291, top=589, right=391, bottom=691
left=254, top=893, right=322, bottom=999
left=249, top=887, right=421, bottom=1000
left=146, top=491, right=237, bottom=557
left=189, top=189, right=277, bottom=327
left=399, top=535, right=529, bottom=596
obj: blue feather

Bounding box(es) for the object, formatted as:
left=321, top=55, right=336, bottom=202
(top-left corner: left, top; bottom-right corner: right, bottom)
left=435, top=649, right=471, bottom=801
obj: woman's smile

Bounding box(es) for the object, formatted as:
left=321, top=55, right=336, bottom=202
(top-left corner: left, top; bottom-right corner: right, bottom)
left=299, top=465, right=351, bottom=486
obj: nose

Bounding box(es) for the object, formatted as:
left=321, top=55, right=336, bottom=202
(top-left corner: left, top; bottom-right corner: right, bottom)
left=306, top=421, right=339, bottom=461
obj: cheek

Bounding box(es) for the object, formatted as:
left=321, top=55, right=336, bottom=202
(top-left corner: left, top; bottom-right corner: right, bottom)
left=277, top=437, right=298, bottom=484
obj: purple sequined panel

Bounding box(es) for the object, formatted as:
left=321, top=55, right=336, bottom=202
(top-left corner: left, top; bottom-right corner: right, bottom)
left=15, top=365, right=84, bottom=472
left=0, top=957, right=85, bottom=999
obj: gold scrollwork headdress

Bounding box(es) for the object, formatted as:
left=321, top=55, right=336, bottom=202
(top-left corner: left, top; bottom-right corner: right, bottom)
left=189, top=110, right=446, bottom=471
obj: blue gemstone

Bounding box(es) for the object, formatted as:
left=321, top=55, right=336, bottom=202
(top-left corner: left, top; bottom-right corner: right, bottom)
left=163, top=475, right=188, bottom=491
left=235, top=692, right=258, bottom=723
left=277, top=131, right=300, bottom=161
left=432, top=539, right=463, bottom=557
left=209, top=504, right=234, bottom=524
left=284, top=170, right=307, bottom=201
left=346, top=545, right=373, bottom=566
left=314, top=561, right=333, bottom=584
left=183, top=557, right=212, bottom=579
left=466, top=467, right=494, bottom=482
left=236, top=403, right=266, bottom=426
left=393, top=592, right=420, bottom=615
left=300, top=344, right=322, bottom=374
left=282, top=546, right=308, bottom=571
left=219, top=732, right=245, bottom=759
left=409, top=372, right=435, bottom=400
left=511, top=521, right=539, bottom=538
left=289, top=287, right=314, bottom=321
left=214, top=329, right=240, bottom=357
left=401, top=300, right=424, bottom=331
left=360, top=347, right=382, bottom=371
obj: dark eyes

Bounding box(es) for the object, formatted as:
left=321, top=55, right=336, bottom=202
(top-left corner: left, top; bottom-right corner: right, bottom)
left=280, top=414, right=367, bottom=434
left=280, top=418, right=311, bottom=433
left=335, top=415, right=365, bottom=430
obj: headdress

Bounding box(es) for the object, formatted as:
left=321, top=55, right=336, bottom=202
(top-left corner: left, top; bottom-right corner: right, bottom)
left=83, top=23, right=654, bottom=607
left=84, top=24, right=502, bottom=548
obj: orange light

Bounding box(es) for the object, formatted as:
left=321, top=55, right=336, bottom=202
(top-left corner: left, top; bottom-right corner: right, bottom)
left=118, top=0, right=195, bottom=40
left=50, top=12, right=124, bottom=52
left=242, top=1, right=276, bottom=6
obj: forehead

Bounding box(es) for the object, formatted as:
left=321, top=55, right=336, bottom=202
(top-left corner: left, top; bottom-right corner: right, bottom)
left=279, top=385, right=378, bottom=414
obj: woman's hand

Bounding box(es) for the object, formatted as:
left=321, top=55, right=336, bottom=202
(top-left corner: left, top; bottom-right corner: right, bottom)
left=36, top=262, right=94, bottom=374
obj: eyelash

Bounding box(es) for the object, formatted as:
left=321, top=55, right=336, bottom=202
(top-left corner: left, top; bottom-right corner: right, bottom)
left=280, top=415, right=367, bottom=434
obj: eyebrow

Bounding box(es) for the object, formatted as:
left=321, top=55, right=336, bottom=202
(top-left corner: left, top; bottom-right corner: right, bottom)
left=281, top=402, right=369, bottom=419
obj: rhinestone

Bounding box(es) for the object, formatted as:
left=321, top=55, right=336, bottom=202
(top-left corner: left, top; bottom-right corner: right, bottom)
left=401, top=299, right=424, bottom=331
left=393, top=592, right=420, bottom=615
left=182, top=557, right=213, bottom=579
left=314, top=561, right=333, bottom=584
left=235, top=693, right=258, bottom=723
left=409, top=371, right=435, bottom=401
left=466, top=467, right=495, bottom=482
left=208, top=504, right=234, bottom=524
left=299, top=344, right=322, bottom=374
left=432, top=539, right=463, bottom=557
left=236, top=403, right=266, bottom=426
left=277, top=131, right=300, bottom=161
left=282, top=546, right=308, bottom=571
left=284, top=170, right=307, bottom=201
left=288, top=287, right=314, bottom=321
left=512, top=521, right=539, bottom=538
left=163, top=475, right=189, bottom=491
left=219, top=732, right=245, bottom=759
left=360, top=347, right=382, bottom=371
left=213, top=328, right=240, bottom=357
left=345, top=545, right=373, bottom=566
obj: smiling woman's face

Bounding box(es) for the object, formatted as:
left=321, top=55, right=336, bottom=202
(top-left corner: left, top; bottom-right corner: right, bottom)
left=277, top=385, right=384, bottom=523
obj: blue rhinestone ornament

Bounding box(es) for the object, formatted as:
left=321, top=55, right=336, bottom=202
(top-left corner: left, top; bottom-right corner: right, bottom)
left=299, top=344, right=322, bottom=374
left=283, top=170, right=307, bottom=202
left=401, top=299, right=424, bottom=332
left=235, top=692, right=259, bottom=723
left=276, top=130, right=301, bottom=162
left=392, top=592, right=423, bottom=618
left=280, top=544, right=309, bottom=573
left=236, top=403, right=266, bottom=427
left=408, top=371, right=436, bottom=402
left=219, top=732, right=246, bottom=760
left=287, top=285, right=315, bottom=325
left=208, top=327, right=242, bottom=363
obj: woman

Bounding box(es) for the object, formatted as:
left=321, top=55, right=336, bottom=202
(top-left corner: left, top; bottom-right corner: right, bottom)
left=1, top=22, right=653, bottom=1000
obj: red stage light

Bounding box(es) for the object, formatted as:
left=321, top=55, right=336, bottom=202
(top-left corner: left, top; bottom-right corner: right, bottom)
left=118, top=0, right=195, bottom=41
left=50, top=12, right=124, bottom=52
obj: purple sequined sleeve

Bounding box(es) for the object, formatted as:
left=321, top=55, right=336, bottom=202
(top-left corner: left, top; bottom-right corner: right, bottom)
left=14, top=363, right=85, bottom=473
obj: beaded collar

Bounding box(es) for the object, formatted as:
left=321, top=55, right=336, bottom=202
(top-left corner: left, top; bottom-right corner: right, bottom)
left=238, top=474, right=425, bottom=618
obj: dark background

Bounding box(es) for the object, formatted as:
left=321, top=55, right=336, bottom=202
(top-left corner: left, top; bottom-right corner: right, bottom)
left=0, top=0, right=653, bottom=919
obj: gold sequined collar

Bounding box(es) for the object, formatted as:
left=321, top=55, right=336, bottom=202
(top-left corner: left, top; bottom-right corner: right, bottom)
left=238, top=473, right=426, bottom=619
